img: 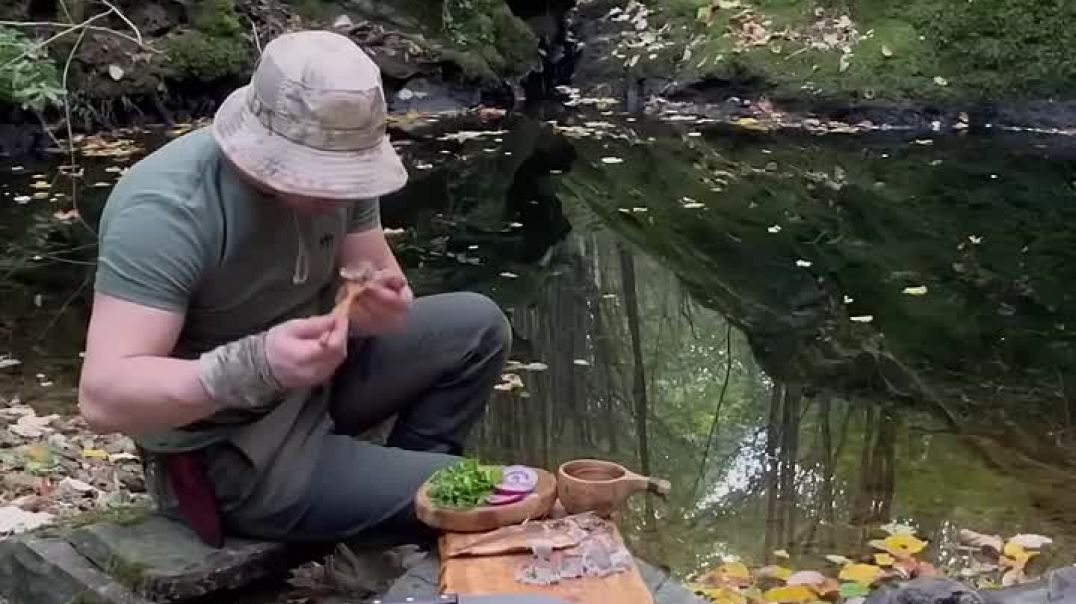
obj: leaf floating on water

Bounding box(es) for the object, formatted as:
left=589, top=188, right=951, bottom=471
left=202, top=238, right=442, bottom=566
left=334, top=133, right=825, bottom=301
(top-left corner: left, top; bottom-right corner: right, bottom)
left=902, top=286, right=928, bottom=296
left=53, top=209, right=80, bottom=223
left=10, top=165, right=24, bottom=172
left=768, top=225, right=782, bottom=233
left=573, top=359, right=590, bottom=367
left=795, top=260, right=812, bottom=268
left=499, top=272, right=519, bottom=279
left=1002, top=541, right=1035, bottom=567
left=933, top=76, right=949, bottom=87
left=825, top=555, right=852, bottom=566
left=601, top=157, right=625, bottom=164
left=29, top=181, right=50, bottom=190
left=0, top=357, right=21, bottom=369
left=13, top=195, right=31, bottom=204
left=850, top=315, right=874, bottom=323
left=762, top=585, right=816, bottom=603
left=91, top=181, right=112, bottom=188
left=773, top=549, right=790, bottom=559
left=838, top=564, right=882, bottom=585
left=968, top=235, right=983, bottom=244
left=108, top=63, right=124, bottom=81
left=881, top=45, right=894, bottom=57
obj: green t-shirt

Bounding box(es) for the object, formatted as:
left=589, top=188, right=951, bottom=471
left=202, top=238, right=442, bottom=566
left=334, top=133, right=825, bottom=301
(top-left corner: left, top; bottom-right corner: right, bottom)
left=94, top=127, right=380, bottom=452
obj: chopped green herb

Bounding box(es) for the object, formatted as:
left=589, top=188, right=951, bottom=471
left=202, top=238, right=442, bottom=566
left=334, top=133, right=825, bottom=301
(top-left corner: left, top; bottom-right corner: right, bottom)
left=427, top=458, right=503, bottom=508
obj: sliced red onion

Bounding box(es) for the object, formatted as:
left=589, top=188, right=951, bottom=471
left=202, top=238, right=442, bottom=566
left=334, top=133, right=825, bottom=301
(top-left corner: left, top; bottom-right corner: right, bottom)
left=486, top=491, right=527, bottom=506
left=495, top=465, right=538, bottom=495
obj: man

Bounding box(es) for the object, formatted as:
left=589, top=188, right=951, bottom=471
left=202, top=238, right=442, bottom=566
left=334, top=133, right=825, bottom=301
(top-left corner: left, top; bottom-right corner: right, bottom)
left=77, top=30, right=511, bottom=547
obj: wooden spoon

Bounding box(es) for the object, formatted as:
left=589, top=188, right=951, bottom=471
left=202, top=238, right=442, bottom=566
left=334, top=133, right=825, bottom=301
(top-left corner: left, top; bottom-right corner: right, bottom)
left=320, top=262, right=375, bottom=347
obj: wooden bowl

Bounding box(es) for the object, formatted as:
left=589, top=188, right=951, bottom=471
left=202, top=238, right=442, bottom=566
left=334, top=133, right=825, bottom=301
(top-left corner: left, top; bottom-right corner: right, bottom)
left=415, top=467, right=557, bottom=533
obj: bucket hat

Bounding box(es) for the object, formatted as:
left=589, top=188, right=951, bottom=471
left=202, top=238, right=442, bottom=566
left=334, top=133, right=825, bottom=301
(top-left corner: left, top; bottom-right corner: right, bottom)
left=212, top=30, right=408, bottom=199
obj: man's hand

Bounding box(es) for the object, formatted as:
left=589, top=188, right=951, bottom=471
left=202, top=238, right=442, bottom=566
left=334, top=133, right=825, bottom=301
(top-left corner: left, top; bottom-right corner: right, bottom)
left=266, top=313, right=349, bottom=388
left=339, top=269, right=413, bottom=336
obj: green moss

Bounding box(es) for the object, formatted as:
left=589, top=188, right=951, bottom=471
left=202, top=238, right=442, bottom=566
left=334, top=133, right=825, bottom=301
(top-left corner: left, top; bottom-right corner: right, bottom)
left=104, top=554, right=150, bottom=593
left=188, top=0, right=244, bottom=37
left=162, top=30, right=250, bottom=83
left=60, top=505, right=151, bottom=530
left=656, top=0, right=1076, bottom=102
left=442, top=0, right=538, bottom=78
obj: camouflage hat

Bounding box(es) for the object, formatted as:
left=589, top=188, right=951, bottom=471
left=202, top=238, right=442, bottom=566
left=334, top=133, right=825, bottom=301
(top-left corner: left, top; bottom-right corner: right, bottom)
left=212, top=30, right=408, bottom=199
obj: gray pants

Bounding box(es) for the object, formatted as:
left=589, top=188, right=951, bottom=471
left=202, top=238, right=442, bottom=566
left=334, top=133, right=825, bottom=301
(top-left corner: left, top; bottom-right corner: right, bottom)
left=208, top=292, right=510, bottom=544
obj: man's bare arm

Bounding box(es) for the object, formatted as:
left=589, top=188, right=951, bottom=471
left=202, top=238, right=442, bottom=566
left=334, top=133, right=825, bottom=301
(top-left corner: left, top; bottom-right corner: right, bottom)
left=78, top=292, right=220, bottom=434
left=338, top=227, right=403, bottom=276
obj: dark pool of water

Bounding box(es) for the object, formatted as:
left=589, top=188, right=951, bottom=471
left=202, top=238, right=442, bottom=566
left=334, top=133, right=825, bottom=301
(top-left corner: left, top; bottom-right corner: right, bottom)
left=2, top=110, right=1075, bottom=582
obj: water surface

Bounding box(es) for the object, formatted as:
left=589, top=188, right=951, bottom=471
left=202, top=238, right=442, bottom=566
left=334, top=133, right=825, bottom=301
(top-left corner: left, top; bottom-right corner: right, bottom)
left=2, top=110, right=1075, bottom=581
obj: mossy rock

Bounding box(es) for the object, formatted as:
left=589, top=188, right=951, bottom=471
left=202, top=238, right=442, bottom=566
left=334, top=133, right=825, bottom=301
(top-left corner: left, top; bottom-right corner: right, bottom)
left=161, top=30, right=251, bottom=83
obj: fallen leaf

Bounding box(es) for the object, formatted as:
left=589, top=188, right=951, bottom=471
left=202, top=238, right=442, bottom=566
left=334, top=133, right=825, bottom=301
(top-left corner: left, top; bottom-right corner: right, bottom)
left=1002, top=567, right=1027, bottom=587
left=53, top=209, right=80, bottom=222
left=13, top=195, right=30, bottom=204
left=839, top=582, right=871, bottom=598
left=787, top=571, right=826, bottom=587
left=959, top=529, right=1004, bottom=553
left=81, top=448, right=109, bottom=460
left=795, top=260, right=812, bottom=268
left=0, top=505, right=54, bottom=534
left=772, top=550, right=789, bottom=560
left=768, top=225, right=782, bottom=233
left=850, top=315, right=874, bottom=323
left=825, top=555, right=852, bottom=565
left=1002, top=541, right=1035, bottom=567
left=1009, top=534, right=1053, bottom=550
left=881, top=45, right=893, bottom=57
left=573, top=359, right=590, bottom=367
left=709, top=562, right=752, bottom=588
left=757, top=565, right=793, bottom=581
left=933, top=76, right=949, bottom=87
left=874, top=553, right=895, bottom=567
left=762, top=585, right=816, bottom=603
left=601, top=157, right=625, bottom=164
left=902, top=286, right=928, bottom=296
left=59, top=477, right=95, bottom=493
left=29, top=181, right=50, bottom=190
left=880, top=522, right=917, bottom=535
left=108, top=63, right=124, bottom=81
left=0, top=357, right=21, bottom=369
left=499, top=272, right=519, bottom=279
left=870, top=534, right=928, bottom=558
left=693, top=586, right=746, bottom=604
left=838, top=564, right=882, bottom=585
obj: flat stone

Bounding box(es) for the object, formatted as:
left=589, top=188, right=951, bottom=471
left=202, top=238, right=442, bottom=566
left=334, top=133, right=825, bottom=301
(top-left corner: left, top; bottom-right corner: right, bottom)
left=0, top=536, right=151, bottom=604
left=67, top=515, right=291, bottom=602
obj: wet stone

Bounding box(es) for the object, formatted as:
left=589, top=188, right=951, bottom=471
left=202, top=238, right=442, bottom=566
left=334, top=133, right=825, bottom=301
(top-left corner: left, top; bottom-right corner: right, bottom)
left=0, top=536, right=151, bottom=604
left=66, top=515, right=291, bottom=602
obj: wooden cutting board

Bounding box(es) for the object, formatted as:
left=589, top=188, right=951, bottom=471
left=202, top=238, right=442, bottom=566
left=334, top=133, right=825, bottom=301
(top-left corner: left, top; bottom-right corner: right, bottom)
left=438, top=522, right=654, bottom=604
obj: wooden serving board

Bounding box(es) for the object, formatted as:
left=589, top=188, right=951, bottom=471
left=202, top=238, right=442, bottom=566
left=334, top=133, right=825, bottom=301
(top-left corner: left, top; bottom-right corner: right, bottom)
left=415, top=468, right=558, bottom=533
left=437, top=523, right=654, bottom=604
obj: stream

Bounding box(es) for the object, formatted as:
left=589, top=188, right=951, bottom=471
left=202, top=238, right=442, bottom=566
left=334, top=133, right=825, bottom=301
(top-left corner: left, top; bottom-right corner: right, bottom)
left=1, top=106, right=1075, bottom=589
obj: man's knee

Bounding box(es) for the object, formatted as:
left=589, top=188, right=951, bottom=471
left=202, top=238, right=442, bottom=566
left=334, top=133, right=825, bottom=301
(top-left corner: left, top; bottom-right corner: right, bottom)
left=446, top=292, right=511, bottom=357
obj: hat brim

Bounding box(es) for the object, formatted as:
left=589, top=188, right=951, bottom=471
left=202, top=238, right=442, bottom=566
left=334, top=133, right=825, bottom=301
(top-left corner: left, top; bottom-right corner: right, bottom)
left=211, top=85, right=409, bottom=200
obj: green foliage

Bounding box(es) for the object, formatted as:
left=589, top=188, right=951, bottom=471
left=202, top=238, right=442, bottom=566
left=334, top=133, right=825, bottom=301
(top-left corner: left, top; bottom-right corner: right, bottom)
left=162, top=30, right=249, bottom=83
left=442, top=0, right=538, bottom=77
left=426, top=458, right=503, bottom=508
left=0, top=26, right=64, bottom=112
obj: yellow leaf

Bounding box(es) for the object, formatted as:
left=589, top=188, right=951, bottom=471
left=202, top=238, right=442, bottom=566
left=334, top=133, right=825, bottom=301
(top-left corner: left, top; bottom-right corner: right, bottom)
left=81, top=448, right=109, bottom=460
left=700, top=562, right=753, bottom=588
left=1002, top=541, right=1035, bottom=567
left=25, top=443, right=51, bottom=464
left=874, top=553, right=895, bottom=567
left=30, top=181, right=50, bottom=190
left=902, top=285, right=928, bottom=296
left=838, top=564, right=882, bottom=585
left=736, top=117, right=768, bottom=131
left=763, top=585, right=816, bottom=603
left=757, top=565, right=793, bottom=581
left=870, top=534, right=928, bottom=557
left=694, top=586, right=746, bottom=604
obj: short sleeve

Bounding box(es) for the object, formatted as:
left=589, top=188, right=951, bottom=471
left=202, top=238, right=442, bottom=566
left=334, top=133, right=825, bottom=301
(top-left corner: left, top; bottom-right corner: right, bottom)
left=94, top=196, right=210, bottom=313
left=347, top=197, right=381, bottom=233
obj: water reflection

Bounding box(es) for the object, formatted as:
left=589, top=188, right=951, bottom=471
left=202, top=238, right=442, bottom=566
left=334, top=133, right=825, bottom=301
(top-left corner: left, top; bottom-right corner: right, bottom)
left=1, top=113, right=1075, bottom=579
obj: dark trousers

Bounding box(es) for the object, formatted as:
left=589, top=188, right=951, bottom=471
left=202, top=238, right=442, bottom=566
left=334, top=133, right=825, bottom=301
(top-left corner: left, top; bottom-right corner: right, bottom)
left=209, top=292, right=510, bottom=544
